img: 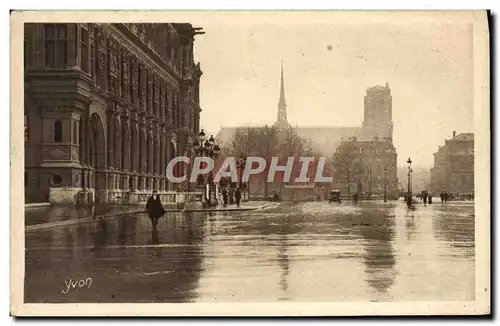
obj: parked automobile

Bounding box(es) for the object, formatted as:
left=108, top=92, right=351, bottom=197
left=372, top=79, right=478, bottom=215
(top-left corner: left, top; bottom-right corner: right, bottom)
left=328, top=190, right=342, bottom=203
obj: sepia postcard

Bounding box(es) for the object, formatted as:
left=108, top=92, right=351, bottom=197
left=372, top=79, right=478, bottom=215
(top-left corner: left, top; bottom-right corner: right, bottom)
left=10, top=10, right=490, bottom=316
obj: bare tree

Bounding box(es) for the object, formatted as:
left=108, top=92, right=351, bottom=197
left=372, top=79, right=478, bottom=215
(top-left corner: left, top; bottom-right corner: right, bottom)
left=274, top=127, right=306, bottom=194
left=226, top=125, right=311, bottom=199
left=332, top=138, right=363, bottom=198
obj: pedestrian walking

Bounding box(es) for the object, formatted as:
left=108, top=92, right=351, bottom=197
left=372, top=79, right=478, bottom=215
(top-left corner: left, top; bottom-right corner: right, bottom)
left=146, top=190, right=165, bottom=229
left=222, top=188, right=228, bottom=206
left=428, top=194, right=432, bottom=205
left=423, top=192, right=428, bottom=206
left=235, top=188, right=242, bottom=207
left=353, top=193, right=358, bottom=205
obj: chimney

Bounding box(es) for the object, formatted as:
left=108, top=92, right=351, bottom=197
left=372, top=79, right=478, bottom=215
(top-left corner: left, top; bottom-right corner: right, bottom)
left=453, top=131, right=456, bottom=139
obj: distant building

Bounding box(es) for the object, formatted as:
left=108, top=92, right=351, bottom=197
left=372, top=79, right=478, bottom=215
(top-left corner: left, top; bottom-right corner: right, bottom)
left=215, top=64, right=398, bottom=200
left=24, top=23, right=203, bottom=204
left=216, top=66, right=396, bottom=155
left=430, top=131, right=474, bottom=194
left=332, top=137, right=398, bottom=199
left=397, top=166, right=431, bottom=193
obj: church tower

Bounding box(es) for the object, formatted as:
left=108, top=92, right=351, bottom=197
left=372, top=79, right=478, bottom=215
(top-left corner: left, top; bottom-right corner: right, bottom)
left=362, top=82, right=394, bottom=141
left=274, top=62, right=290, bottom=130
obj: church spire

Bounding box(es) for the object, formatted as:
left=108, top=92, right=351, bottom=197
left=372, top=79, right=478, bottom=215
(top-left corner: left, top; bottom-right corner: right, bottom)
left=279, top=61, right=286, bottom=108
left=276, top=61, right=289, bottom=129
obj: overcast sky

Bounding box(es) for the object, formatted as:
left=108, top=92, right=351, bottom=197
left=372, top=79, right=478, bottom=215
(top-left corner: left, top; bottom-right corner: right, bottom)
left=192, top=14, right=473, bottom=167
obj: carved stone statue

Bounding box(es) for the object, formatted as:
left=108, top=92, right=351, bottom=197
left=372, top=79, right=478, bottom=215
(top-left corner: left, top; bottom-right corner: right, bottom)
left=131, top=59, right=138, bottom=86
left=98, top=52, right=106, bottom=78
left=122, top=58, right=129, bottom=81
left=139, top=24, right=146, bottom=41
left=109, top=77, right=116, bottom=93
left=110, top=51, right=118, bottom=73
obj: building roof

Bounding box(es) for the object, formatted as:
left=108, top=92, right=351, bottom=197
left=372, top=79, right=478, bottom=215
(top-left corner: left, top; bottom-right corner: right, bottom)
left=216, top=125, right=363, bottom=156
left=455, top=133, right=474, bottom=141
left=367, top=82, right=390, bottom=93
left=434, top=133, right=474, bottom=157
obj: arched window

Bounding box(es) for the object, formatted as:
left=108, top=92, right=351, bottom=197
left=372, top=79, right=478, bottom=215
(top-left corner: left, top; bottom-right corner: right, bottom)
left=54, top=120, right=63, bottom=142
left=52, top=174, right=62, bottom=186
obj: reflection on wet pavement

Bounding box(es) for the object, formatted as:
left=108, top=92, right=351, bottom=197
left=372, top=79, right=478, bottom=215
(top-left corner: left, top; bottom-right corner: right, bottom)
left=24, top=201, right=474, bottom=303
left=25, top=205, right=142, bottom=227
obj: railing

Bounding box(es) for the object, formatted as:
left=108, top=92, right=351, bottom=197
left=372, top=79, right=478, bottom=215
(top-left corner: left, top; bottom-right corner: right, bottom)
left=106, top=190, right=204, bottom=205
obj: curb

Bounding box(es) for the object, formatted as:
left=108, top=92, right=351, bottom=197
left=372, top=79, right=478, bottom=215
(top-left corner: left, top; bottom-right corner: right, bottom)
left=25, top=210, right=145, bottom=232
left=25, top=203, right=52, bottom=208
left=25, top=203, right=275, bottom=232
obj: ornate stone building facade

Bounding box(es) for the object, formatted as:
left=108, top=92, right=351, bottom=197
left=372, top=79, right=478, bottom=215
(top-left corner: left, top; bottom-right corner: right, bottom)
left=24, top=23, right=203, bottom=204
left=430, top=132, right=474, bottom=194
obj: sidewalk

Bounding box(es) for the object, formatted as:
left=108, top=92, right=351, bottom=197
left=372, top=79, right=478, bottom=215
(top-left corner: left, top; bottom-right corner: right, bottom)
left=186, top=201, right=277, bottom=212
left=25, top=205, right=144, bottom=227
left=25, top=201, right=277, bottom=232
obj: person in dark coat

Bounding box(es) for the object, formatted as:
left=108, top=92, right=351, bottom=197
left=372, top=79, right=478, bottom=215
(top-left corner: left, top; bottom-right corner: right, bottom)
left=422, top=191, right=428, bottom=206
left=146, top=190, right=165, bottom=229
left=235, top=188, right=242, bottom=207
left=222, top=188, right=228, bottom=206
left=428, top=194, right=432, bottom=205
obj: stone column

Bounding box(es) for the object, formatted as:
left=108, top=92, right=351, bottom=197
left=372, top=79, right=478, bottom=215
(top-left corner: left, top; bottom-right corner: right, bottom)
left=95, top=171, right=108, bottom=204
left=107, top=171, right=116, bottom=203
left=128, top=173, right=138, bottom=205
left=107, top=112, right=115, bottom=169
left=139, top=175, right=145, bottom=191
left=131, top=173, right=138, bottom=190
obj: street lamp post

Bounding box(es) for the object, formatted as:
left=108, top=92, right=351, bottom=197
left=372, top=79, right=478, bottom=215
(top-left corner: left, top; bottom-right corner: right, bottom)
left=407, top=157, right=412, bottom=208
left=193, top=129, right=220, bottom=207
left=384, top=165, right=388, bottom=203
left=236, top=154, right=248, bottom=201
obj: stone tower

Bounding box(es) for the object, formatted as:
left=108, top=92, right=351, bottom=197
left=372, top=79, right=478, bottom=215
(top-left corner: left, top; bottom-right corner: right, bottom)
left=362, top=82, right=394, bottom=141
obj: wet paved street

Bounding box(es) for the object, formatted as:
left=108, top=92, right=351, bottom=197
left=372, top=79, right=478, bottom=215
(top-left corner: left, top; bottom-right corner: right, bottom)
left=24, top=200, right=475, bottom=303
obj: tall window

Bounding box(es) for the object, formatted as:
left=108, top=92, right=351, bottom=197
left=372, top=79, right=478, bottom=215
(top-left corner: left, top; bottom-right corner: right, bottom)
left=24, top=114, right=28, bottom=142
left=171, top=92, right=177, bottom=128
left=80, top=26, right=90, bottom=74
left=24, top=39, right=28, bottom=68
left=54, top=120, right=63, bottom=142
left=152, top=78, right=156, bottom=117
left=90, top=30, right=96, bottom=81
left=73, top=121, right=78, bottom=144
left=45, top=24, right=68, bottom=68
